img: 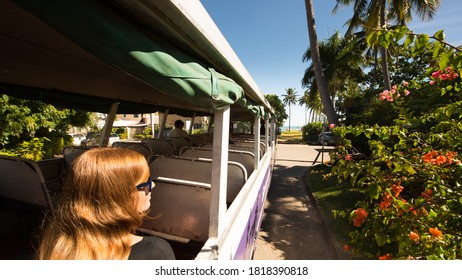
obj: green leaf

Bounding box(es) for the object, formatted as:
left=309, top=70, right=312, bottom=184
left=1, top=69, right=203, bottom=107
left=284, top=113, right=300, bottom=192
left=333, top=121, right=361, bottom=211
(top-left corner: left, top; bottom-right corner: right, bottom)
left=366, top=183, right=381, bottom=200
left=404, top=33, right=414, bottom=48
left=439, top=52, right=452, bottom=70
left=374, top=233, right=388, bottom=247
left=429, top=209, right=438, bottom=219
left=403, top=164, right=416, bottom=175
left=367, top=32, right=379, bottom=47
left=433, top=30, right=445, bottom=41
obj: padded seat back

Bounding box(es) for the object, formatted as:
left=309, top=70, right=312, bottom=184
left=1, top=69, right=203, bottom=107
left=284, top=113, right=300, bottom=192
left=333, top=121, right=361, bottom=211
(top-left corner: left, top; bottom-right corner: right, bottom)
left=149, top=156, right=247, bottom=199
left=62, top=146, right=92, bottom=167
left=180, top=147, right=255, bottom=176
left=0, top=155, right=54, bottom=217
left=141, top=180, right=211, bottom=242
left=112, top=141, right=152, bottom=162
left=141, top=138, right=175, bottom=156
left=189, top=135, right=206, bottom=147
left=166, top=137, right=191, bottom=155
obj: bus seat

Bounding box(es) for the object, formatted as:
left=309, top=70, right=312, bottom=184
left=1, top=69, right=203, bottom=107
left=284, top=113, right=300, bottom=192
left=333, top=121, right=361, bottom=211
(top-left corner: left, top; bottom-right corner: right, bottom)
left=112, top=141, right=153, bottom=163
left=37, top=157, right=65, bottom=201
left=0, top=155, right=54, bottom=216
left=201, top=134, right=214, bottom=144
left=180, top=147, right=255, bottom=176
left=166, top=137, right=191, bottom=155
left=189, top=135, right=206, bottom=147
left=141, top=138, right=175, bottom=156
left=0, top=155, right=55, bottom=259
left=62, top=146, right=92, bottom=167
left=230, top=140, right=266, bottom=155
left=149, top=156, right=246, bottom=203
left=140, top=179, right=211, bottom=242
left=229, top=144, right=262, bottom=159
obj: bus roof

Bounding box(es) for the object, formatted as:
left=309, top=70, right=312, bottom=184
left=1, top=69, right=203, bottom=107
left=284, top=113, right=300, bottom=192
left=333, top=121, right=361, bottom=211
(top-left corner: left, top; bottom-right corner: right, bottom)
left=0, top=0, right=274, bottom=120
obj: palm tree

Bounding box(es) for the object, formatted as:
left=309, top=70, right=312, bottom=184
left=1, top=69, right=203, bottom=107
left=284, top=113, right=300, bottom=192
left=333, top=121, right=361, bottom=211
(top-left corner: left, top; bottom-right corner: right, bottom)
left=281, top=88, right=298, bottom=131
left=298, top=90, right=322, bottom=125
left=298, top=91, right=310, bottom=125
left=302, top=31, right=365, bottom=109
left=334, top=0, right=442, bottom=90
left=304, top=0, right=339, bottom=126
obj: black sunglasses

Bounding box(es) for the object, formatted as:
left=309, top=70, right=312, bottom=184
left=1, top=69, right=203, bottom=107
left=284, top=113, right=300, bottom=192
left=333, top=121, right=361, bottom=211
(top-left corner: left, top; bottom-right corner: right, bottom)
left=136, top=176, right=153, bottom=195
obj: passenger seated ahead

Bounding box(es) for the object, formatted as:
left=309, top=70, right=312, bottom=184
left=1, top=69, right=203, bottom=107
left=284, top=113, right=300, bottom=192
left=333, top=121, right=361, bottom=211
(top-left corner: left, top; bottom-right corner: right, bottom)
left=168, top=120, right=190, bottom=139
left=36, top=147, right=175, bottom=260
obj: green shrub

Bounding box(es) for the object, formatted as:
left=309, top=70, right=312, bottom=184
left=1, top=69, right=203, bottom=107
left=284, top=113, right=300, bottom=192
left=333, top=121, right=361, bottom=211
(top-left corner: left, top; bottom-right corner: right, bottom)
left=328, top=28, right=462, bottom=259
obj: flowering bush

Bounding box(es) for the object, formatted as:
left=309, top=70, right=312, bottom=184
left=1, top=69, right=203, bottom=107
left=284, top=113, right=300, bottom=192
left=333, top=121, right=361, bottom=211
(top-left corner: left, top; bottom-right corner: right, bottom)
left=329, top=28, right=462, bottom=259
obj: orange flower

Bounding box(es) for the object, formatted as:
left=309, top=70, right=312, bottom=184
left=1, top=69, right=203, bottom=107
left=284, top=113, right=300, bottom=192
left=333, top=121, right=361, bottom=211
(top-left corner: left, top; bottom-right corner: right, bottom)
left=429, top=227, right=442, bottom=238
left=409, top=231, right=420, bottom=241
left=392, top=183, right=404, bottom=197
left=344, top=244, right=350, bottom=252
left=379, top=254, right=392, bottom=260
left=446, top=151, right=457, bottom=163
left=379, top=194, right=393, bottom=210
left=419, top=208, right=429, bottom=217
left=435, top=155, right=447, bottom=165
left=422, top=151, right=438, bottom=163
left=423, top=150, right=458, bottom=165
left=353, top=208, right=368, bottom=227
left=421, top=189, right=433, bottom=200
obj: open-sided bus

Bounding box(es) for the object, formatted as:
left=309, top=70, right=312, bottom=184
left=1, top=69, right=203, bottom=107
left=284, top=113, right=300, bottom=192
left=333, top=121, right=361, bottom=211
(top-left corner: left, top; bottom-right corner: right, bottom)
left=0, top=0, right=277, bottom=260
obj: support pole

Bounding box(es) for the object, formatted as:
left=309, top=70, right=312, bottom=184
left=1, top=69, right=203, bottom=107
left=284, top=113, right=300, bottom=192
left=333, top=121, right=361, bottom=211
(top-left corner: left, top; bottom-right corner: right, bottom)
left=100, top=102, right=118, bottom=147
left=209, top=106, right=229, bottom=239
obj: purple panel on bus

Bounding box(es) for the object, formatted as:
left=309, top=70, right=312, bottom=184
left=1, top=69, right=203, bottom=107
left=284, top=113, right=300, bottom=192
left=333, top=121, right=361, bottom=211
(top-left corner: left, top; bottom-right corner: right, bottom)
left=233, top=166, right=271, bottom=259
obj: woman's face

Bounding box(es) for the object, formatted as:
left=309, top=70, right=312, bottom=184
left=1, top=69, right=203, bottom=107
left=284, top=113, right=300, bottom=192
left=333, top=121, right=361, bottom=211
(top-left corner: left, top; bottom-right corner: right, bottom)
left=135, top=174, right=153, bottom=213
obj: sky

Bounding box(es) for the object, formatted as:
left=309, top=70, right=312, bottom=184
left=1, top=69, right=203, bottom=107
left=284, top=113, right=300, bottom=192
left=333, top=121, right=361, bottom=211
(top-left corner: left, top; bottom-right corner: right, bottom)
left=200, top=0, right=462, bottom=128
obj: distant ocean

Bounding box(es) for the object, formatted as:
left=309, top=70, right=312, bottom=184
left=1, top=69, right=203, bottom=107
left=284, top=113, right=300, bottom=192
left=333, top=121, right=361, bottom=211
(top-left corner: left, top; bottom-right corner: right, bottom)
left=281, top=126, right=302, bottom=131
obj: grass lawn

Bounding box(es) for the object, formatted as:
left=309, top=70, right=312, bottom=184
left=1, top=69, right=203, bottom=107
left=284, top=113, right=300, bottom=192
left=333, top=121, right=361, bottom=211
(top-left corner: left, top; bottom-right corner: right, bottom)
left=303, top=164, right=366, bottom=258
left=278, top=130, right=303, bottom=144
left=278, top=130, right=320, bottom=145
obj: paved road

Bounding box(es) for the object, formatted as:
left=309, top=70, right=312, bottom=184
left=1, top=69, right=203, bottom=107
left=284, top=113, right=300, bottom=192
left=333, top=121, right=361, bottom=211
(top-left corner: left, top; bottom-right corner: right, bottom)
left=253, top=143, right=343, bottom=260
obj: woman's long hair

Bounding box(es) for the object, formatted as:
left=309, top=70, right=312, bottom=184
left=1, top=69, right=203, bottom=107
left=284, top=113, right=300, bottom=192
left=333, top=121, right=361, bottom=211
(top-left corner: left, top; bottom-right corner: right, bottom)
left=37, top=147, right=149, bottom=259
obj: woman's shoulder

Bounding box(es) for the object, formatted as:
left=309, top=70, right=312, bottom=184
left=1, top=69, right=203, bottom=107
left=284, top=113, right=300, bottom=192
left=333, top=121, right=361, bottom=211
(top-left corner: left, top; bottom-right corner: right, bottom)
left=128, top=236, right=176, bottom=260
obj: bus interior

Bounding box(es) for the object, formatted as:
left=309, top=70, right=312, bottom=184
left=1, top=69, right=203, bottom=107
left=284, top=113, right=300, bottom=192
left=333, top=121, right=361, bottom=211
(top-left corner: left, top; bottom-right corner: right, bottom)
left=0, top=0, right=277, bottom=260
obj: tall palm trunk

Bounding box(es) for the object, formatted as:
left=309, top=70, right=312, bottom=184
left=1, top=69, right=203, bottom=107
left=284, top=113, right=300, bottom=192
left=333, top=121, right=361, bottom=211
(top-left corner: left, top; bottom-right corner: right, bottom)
left=379, top=1, right=391, bottom=90
left=288, top=104, right=291, bottom=131
left=304, top=0, right=339, bottom=125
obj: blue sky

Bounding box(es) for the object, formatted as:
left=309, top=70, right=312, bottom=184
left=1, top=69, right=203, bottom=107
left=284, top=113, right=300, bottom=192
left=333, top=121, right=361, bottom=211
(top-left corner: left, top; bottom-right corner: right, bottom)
left=200, top=0, right=462, bottom=127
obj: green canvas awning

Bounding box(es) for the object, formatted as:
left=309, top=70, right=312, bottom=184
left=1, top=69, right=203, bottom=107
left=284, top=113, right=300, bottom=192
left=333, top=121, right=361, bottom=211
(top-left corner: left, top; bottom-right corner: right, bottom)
left=0, top=83, right=210, bottom=116
left=13, top=0, right=246, bottom=113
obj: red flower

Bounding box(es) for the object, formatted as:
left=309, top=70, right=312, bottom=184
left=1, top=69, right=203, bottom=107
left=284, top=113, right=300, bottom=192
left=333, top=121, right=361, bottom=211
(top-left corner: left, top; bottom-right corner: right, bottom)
left=353, top=208, right=368, bottom=227
left=344, top=245, right=350, bottom=252
left=431, top=70, right=441, bottom=78
left=379, top=254, right=392, bottom=260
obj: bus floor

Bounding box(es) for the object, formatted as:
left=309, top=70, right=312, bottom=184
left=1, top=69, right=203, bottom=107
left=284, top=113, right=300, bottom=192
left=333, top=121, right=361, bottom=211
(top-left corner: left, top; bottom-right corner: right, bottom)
left=166, top=240, right=204, bottom=260
left=0, top=210, right=41, bottom=260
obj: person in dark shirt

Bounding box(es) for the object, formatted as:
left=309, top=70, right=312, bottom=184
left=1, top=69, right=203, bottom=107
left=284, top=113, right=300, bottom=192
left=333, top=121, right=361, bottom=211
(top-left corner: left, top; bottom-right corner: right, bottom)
left=37, top=147, right=175, bottom=260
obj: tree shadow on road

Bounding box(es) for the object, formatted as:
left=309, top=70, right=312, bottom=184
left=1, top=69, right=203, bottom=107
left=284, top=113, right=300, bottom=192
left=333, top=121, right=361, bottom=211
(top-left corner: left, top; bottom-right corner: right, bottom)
left=257, top=164, right=340, bottom=259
